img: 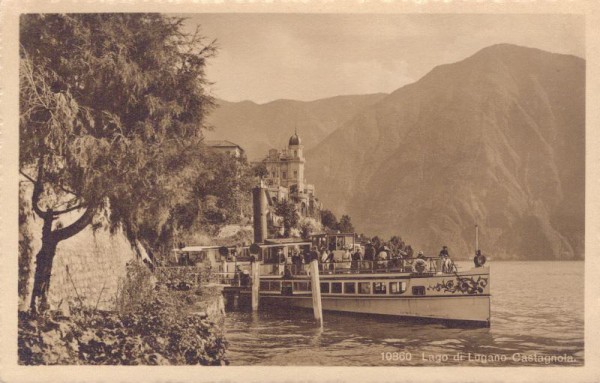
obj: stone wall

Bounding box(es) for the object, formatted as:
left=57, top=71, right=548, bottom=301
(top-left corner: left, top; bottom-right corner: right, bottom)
left=47, top=227, right=136, bottom=311
left=20, top=181, right=136, bottom=311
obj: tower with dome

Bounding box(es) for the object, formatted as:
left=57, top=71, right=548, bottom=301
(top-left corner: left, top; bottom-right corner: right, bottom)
left=260, top=131, right=321, bottom=220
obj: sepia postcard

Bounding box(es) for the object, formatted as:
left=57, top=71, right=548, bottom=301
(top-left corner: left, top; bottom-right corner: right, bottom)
left=1, top=0, right=599, bottom=382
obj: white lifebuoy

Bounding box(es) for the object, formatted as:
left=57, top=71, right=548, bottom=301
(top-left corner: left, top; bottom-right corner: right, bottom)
left=413, top=258, right=427, bottom=274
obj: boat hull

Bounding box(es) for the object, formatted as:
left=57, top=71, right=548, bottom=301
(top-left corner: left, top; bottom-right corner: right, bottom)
left=258, top=293, right=490, bottom=327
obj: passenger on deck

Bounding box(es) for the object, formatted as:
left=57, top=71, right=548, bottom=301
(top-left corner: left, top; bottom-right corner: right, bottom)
left=363, top=242, right=375, bottom=270
left=439, top=246, right=451, bottom=273
left=377, top=246, right=389, bottom=269
left=327, top=250, right=335, bottom=272
left=439, top=246, right=449, bottom=258
left=291, top=251, right=302, bottom=272
left=406, top=245, right=414, bottom=258
left=351, top=248, right=362, bottom=271
left=342, top=247, right=352, bottom=265
left=320, top=247, right=329, bottom=263
left=416, top=251, right=426, bottom=260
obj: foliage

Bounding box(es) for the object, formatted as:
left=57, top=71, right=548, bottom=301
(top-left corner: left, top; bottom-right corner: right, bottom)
left=320, top=209, right=338, bottom=231
left=337, top=215, right=355, bottom=233
left=18, top=261, right=228, bottom=365
left=320, top=210, right=355, bottom=234
left=298, top=217, right=322, bottom=239
left=18, top=304, right=227, bottom=365
left=19, top=14, right=218, bottom=309
left=251, top=162, right=268, bottom=179
left=274, top=199, right=299, bottom=237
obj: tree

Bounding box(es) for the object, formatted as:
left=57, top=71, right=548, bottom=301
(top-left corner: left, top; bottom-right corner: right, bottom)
left=274, top=199, right=299, bottom=237
left=337, top=215, right=355, bottom=233
left=19, top=14, right=217, bottom=312
left=320, top=209, right=338, bottom=231
left=298, top=217, right=322, bottom=239
left=251, top=162, right=268, bottom=179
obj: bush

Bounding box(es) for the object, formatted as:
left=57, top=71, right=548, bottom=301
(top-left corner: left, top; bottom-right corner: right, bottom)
left=18, top=261, right=228, bottom=365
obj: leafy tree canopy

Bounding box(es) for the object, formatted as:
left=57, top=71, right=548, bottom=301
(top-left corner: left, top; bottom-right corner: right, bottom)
left=337, top=215, right=355, bottom=233
left=21, top=13, right=217, bottom=241
left=320, top=209, right=338, bottom=231
left=20, top=13, right=217, bottom=311
left=274, top=199, right=299, bottom=237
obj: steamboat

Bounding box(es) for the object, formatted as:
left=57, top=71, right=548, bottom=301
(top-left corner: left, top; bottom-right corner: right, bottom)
left=173, top=186, right=491, bottom=327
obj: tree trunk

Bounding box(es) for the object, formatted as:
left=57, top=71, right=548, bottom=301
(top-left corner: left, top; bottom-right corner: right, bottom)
left=29, top=213, right=57, bottom=313
left=28, top=205, right=96, bottom=314
left=29, top=239, right=58, bottom=313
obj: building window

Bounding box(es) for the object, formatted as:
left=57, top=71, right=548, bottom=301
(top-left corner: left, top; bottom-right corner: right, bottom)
left=294, top=170, right=298, bottom=178
left=373, top=282, right=387, bottom=295
left=412, top=286, right=425, bottom=296
left=294, top=150, right=297, bottom=157
left=358, top=282, right=371, bottom=294
left=283, top=171, right=287, bottom=179
left=389, top=281, right=407, bottom=294
left=331, top=282, right=342, bottom=293
left=344, top=282, right=356, bottom=294
left=320, top=282, right=330, bottom=293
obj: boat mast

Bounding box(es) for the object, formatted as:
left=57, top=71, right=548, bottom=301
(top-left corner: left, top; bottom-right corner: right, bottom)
left=475, top=224, right=479, bottom=253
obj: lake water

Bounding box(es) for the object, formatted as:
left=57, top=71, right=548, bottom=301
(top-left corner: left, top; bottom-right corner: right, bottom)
left=221, top=261, right=584, bottom=366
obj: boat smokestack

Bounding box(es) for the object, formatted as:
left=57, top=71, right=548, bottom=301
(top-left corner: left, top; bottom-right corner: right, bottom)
left=475, top=224, right=479, bottom=252
left=252, top=184, right=268, bottom=243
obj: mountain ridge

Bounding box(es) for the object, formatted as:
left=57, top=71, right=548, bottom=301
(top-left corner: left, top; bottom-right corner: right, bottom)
left=304, top=44, right=584, bottom=260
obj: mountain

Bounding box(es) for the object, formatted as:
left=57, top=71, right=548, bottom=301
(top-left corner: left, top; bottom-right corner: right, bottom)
left=305, top=44, right=585, bottom=260
left=205, top=94, right=387, bottom=160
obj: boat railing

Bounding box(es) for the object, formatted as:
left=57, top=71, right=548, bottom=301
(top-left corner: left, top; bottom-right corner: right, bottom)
left=279, top=258, right=444, bottom=276
left=217, top=257, right=454, bottom=287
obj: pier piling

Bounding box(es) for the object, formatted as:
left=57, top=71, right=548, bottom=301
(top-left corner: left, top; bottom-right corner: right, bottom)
left=310, top=260, right=323, bottom=326
left=251, top=261, right=260, bottom=311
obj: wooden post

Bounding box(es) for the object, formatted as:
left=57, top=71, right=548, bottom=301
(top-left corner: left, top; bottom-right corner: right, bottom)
left=251, top=261, right=260, bottom=311
left=310, top=259, right=323, bottom=326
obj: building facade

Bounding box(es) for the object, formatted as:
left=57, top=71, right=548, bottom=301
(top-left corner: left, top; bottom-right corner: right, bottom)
left=261, top=132, right=321, bottom=220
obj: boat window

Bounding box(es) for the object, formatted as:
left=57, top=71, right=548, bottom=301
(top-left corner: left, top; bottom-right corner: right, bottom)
left=293, top=281, right=310, bottom=291
left=412, top=286, right=425, bottom=296
left=344, top=282, right=356, bottom=294
left=389, top=281, right=407, bottom=294
left=260, top=281, right=270, bottom=291
left=358, top=282, right=371, bottom=294
left=320, top=282, right=330, bottom=293
left=373, top=282, right=387, bottom=295
left=331, top=282, right=342, bottom=293
left=270, top=281, right=281, bottom=291
left=282, top=281, right=293, bottom=295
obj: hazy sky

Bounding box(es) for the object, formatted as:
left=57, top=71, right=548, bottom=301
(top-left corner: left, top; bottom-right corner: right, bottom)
left=182, top=14, right=584, bottom=103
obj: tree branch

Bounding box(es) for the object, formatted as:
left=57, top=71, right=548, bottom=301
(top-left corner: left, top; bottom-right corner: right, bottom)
left=31, top=158, right=50, bottom=219
left=53, top=205, right=97, bottom=242
left=51, top=202, right=86, bottom=216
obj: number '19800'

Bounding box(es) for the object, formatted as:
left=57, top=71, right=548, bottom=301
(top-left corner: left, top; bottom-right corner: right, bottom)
left=381, top=352, right=412, bottom=361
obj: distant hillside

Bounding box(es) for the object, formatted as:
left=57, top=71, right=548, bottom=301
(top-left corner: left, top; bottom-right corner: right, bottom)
left=305, top=44, right=585, bottom=260
left=205, top=94, right=387, bottom=159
